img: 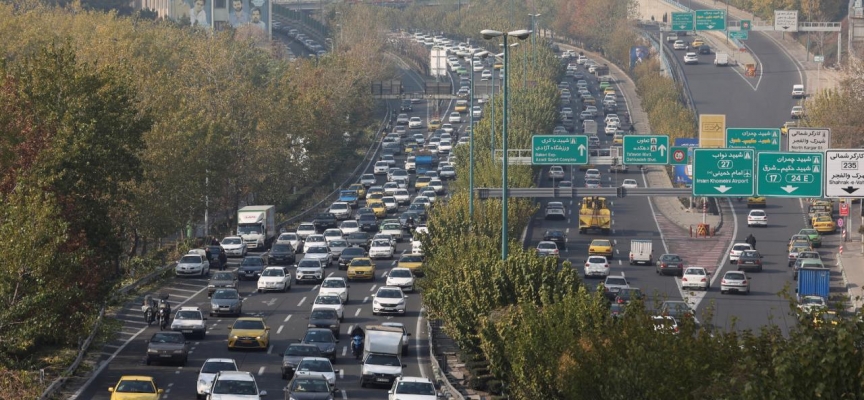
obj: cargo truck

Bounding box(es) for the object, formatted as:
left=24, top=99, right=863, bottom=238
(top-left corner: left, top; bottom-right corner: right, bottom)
left=796, top=267, right=830, bottom=303
left=414, top=151, right=438, bottom=176
left=583, top=120, right=598, bottom=136
left=714, top=53, right=729, bottom=66
left=236, top=205, right=276, bottom=250
left=629, top=239, right=653, bottom=265
left=360, top=325, right=405, bottom=387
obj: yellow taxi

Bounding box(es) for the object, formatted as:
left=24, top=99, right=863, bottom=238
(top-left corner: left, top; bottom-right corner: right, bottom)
left=812, top=215, right=836, bottom=233
left=812, top=199, right=834, bottom=213
left=747, top=197, right=766, bottom=208
left=691, top=38, right=704, bottom=47
left=780, top=121, right=797, bottom=135
left=588, top=239, right=614, bottom=258
left=603, top=87, right=616, bottom=96
left=347, top=257, right=376, bottom=281
left=415, top=176, right=432, bottom=191
left=367, top=192, right=384, bottom=201
left=454, top=100, right=469, bottom=113
left=788, top=237, right=812, bottom=252
left=397, top=252, right=425, bottom=276
left=227, top=317, right=270, bottom=350
left=613, top=134, right=624, bottom=145
left=493, top=61, right=504, bottom=70
left=404, top=143, right=418, bottom=154
left=348, top=183, right=366, bottom=199
left=367, top=200, right=387, bottom=218
left=428, top=119, right=441, bottom=131
left=583, top=97, right=596, bottom=106
left=108, top=376, right=163, bottom=400
left=809, top=310, right=839, bottom=328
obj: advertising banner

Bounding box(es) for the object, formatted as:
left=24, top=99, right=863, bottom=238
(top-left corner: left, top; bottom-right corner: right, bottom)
left=169, top=0, right=213, bottom=29
left=629, top=46, right=650, bottom=69
left=673, top=138, right=699, bottom=186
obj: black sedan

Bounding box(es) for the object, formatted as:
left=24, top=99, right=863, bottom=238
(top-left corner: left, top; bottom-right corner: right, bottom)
left=267, top=243, right=296, bottom=265
left=238, top=256, right=265, bottom=280
left=145, top=331, right=188, bottom=366
left=737, top=250, right=763, bottom=272
left=655, top=254, right=684, bottom=276
left=543, top=229, right=567, bottom=250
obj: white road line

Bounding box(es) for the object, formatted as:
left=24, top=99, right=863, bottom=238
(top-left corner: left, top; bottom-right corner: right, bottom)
left=312, top=285, right=320, bottom=290
left=339, top=369, right=345, bottom=380
left=565, top=228, right=570, bottom=234
left=363, top=296, right=370, bottom=303
left=354, top=308, right=362, bottom=316
left=346, top=324, right=354, bottom=334
left=258, top=366, right=266, bottom=376
left=381, top=271, right=388, bottom=278
left=613, top=239, right=618, bottom=245
left=618, top=259, right=622, bottom=265
left=284, top=314, right=292, bottom=323
left=327, top=272, right=335, bottom=277
left=369, top=285, right=377, bottom=292
left=297, top=297, right=307, bottom=307
left=267, top=345, right=274, bottom=355
left=341, top=389, right=348, bottom=399
left=277, top=325, right=284, bottom=334
left=164, top=287, right=200, bottom=294
left=342, top=346, right=348, bottom=356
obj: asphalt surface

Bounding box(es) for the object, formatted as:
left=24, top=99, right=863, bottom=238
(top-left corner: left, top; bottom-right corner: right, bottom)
left=73, top=36, right=469, bottom=400
left=657, top=24, right=844, bottom=333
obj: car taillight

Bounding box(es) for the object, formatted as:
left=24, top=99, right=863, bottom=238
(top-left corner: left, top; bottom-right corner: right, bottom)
left=701, top=278, right=707, bottom=282
left=742, top=280, right=747, bottom=284
left=604, top=264, right=609, bottom=268
left=756, top=260, right=762, bottom=264
left=585, top=263, right=590, bottom=267
left=617, top=298, right=625, bottom=304
left=682, top=277, right=688, bottom=281
left=721, top=279, right=727, bottom=284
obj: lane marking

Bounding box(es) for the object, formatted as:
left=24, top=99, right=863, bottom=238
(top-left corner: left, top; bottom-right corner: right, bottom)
left=258, top=366, right=265, bottom=376
left=297, top=297, right=307, bottom=307
left=354, top=308, right=362, bottom=316
left=284, top=314, right=292, bottom=323
left=277, top=325, right=284, bottom=334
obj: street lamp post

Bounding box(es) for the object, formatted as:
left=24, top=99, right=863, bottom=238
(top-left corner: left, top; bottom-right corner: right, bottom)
left=481, top=29, right=532, bottom=260
left=469, top=51, right=487, bottom=221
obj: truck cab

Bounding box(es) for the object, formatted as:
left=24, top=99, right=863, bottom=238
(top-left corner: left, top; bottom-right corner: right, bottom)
left=237, top=205, right=276, bottom=250
left=360, top=325, right=405, bottom=388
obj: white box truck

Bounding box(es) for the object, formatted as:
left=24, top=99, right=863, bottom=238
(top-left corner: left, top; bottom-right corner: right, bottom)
left=236, top=205, right=276, bottom=250
left=629, top=239, right=653, bottom=265
left=714, top=53, right=729, bottom=66
left=583, top=120, right=597, bottom=136
left=360, top=325, right=405, bottom=387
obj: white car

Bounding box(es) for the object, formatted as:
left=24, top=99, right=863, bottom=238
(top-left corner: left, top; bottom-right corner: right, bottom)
left=428, top=179, right=445, bottom=194
left=381, top=222, right=404, bottom=242
left=412, top=196, right=431, bottom=209
left=585, top=169, right=601, bottom=180
left=328, top=202, right=351, bottom=220
left=313, top=293, right=345, bottom=321
left=374, top=161, right=390, bottom=175
left=438, top=139, right=453, bottom=153
left=294, top=357, right=338, bottom=386
left=583, top=256, right=610, bottom=278
left=170, top=306, right=207, bottom=339
left=319, top=277, right=349, bottom=303
left=370, top=239, right=395, bottom=259
left=296, top=223, right=317, bottom=240
left=304, top=234, right=327, bottom=246
left=604, top=124, right=618, bottom=135
left=257, top=266, right=291, bottom=293
left=441, top=123, right=455, bottom=134
left=386, top=268, right=416, bottom=291
left=339, top=220, right=360, bottom=235
left=622, top=179, right=638, bottom=189
left=382, top=196, right=398, bottom=212
left=798, top=295, right=827, bottom=313
left=295, top=259, right=324, bottom=284
left=439, top=165, right=456, bottom=180
left=303, top=245, right=333, bottom=267
left=322, top=229, right=344, bottom=242
left=408, top=117, right=423, bottom=128
left=396, top=113, right=410, bottom=125
left=372, top=286, right=407, bottom=315
left=729, top=242, right=753, bottom=263
left=176, top=253, right=209, bottom=277
left=275, top=232, right=303, bottom=253
left=448, top=112, right=462, bottom=123
left=480, top=69, right=492, bottom=80
left=791, top=105, right=805, bottom=118
left=652, top=316, right=679, bottom=334
left=360, top=174, right=377, bottom=187
left=673, top=40, right=687, bottom=50
left=197, top=358, right=239, bottom=399
left=374, top=233, right=398, bottom=247
left=683, top=52, right=698, bottom=64
left=208, top=371, right=267, bottom=399
left=747, top=210, right=767, bottom=227
left=681, top=267, right=710, bottom=290
left=383, top=181, right=399, bottom=195
left=388, top=376, right=437, bottom=400
left=220, top=236, right=247, bottom=257
left=604, top=114, right=620, bottom=124
left=420, top=189, right=437, bottom=203
left=472, top=105, right=482, bottom=117
left=393, top=189, right=411, bottom=205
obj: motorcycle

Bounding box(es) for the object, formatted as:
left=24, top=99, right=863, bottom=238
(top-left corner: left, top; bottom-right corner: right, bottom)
left=351, top=335, right=364, bottom=360
left=158, top=306, right=170, bottom=331
left=143, top=304, right=156, bottom=326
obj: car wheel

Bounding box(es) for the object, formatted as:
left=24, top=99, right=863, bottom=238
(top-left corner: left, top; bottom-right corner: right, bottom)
left=720, top=290, right=726, bottom=294
left=282, top=283, right=288, bottom=292
left=296, top=280, right=301, bottom=285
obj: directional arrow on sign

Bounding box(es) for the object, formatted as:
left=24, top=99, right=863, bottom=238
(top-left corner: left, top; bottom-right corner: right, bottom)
left=658, top=144, right=667, bottom=156
left=781, top=185, right=798, bottom=193
left=843, top=186, right=859, bottom=194
left=715, top=185, right=732, bottom=193
left=782, top=26, right=790, bottom=30
left=578, top=144, right=586, bottom=156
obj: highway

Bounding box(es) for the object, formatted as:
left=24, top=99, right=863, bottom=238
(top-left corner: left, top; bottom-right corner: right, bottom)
left=657, top=4, right=845, bottom=334
left=72, top=35, right=458, bottom=400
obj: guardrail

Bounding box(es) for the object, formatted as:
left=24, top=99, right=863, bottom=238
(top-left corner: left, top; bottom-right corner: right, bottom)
left=426, top=320, right=465, bottom=399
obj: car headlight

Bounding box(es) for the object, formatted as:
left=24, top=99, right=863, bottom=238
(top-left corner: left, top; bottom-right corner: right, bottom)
left=329, top=324, right=338, bottom=328
left=232, top=335, right=238, bottom=339
left=211, top=303, right=218, bottom=309
left=198, top=379, right=208, bottom=388
left=397, top=299, right=405, bottom=305
left=256, top=336, right=262, bottom=340
left=148, top=349, right=158, bottom=354
left=173, top=350, right=184, bottom=354
left=208, top=284, right=215, bottom=288
left=283, top=360, right=294, bottom=367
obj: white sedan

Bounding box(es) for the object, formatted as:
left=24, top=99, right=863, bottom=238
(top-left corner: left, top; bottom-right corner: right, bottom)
left=385, top=267, right=416, bottom=291
left=313, top=293, right=345, bottom=321
left=393, top=189, right=411, bottom=205
left=257, top=267, right=291, bottom=293
left=369, top=239, right=395, bottom=259
left=319, top=277, right=349, bottom=303
left=604, top=124, right=618, bottom=135
left=408, top=117, right=423, bottom=128
left=339, top=220, right=360, bottom=235
left=681, top=267, right=710, bottom=290
left=673, top=40, right=687, bottom=50
left=622, top=179, right=638, bottom=189
left=583, top=256, right=610, bottom=278
left=747, top=210, right=767, bottom=227
left=275, top=232, right=303, bottom=253
left=220, top=236, right=247, bottom=257
left=374, top=161, right=390, bottom=175
left=683, top=52, right=698, bottom=64
left=729, top=242, right=753, bottom=263
left=448, top=112, right=462, bottom=123
left=294, top=357, right=337, bottom=386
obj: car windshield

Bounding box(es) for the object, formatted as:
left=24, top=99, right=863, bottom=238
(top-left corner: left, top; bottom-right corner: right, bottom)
left=606, top=278, right=626, bottom=286
left=741, top=251, right=759, bottom=258
left=308, top=247, right=328, bottom=254
left=587, top=257, right=606, bottom=263
left=396, top=382, right=436, bottom=395
left=116, top=380, right=156, bottom=393
left=322, top=279, right=345, bottom=288
left=202, top=361, right=237, bottom=374
left=725, top=272, right=745, bottom=280
left=272, top=244, right=292, bottom=252
left=233, top=320, right=265, bottom=330
left=262, top=268, right=285, bottom=277
left=538, top=243, right=557, bottom=250
left=175, top=311, right=201, bottom=320
left=803, top=297, right=824, bottom=305
left=389, top=269, right=412, bottom=278
left=383, top=224, right=401, bottom=230
left=401, top=255, right=423, bottom=262
left=241, top=258, right=263, bottom=266
left=285, top=345, right=320, bottom=357
left=733, top=245, right=750, bottom=251
left=291, top=378, right=330, bottom=392
left=222, top=238, right=241, bottom=245
left=311, top=309, right=338, bottom=319
left=304, top=330, right=333, bottom=343
left=298, top=359, right=332, bottom=372
left=341, top=221, right=358, bottom=227
left=180, top=255, right=201, bottom=263
left=212, top=379, right=257, bottom=395
left=351, top=259, right=372, bottom=267
left=212, top=272, right=234, bottom=281
left=372, top=240, right=391, bottom=247
left=315, top=296, right=341, bottom=305
left=592, top=240, right=611, bottom=246
left=378, top=289, right=402, bottom=299
left=366, top=354, right=401, bottom=366
left=299, top=224, right=315, bottom=231
left=279, top=234, right=298, bottom=241
left=150, top=333, right=184, bottom=344
left=329, top=240, right=348, bottom=248
left=212, top=290, right=239, bottom=300
left=685, top=268, right=706, bottom=275
left=298, top=260, right=321, bottom=269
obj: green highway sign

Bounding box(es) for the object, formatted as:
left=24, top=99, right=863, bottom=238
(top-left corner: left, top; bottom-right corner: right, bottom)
left=695, top=9, right=726, bottom=31
left=729, top=30, right=749, bottom=40
left=670, top=146, right=690, bottom=165
left=757, top=152, right=824, bottom=197
left=693, top=148, right=754, bottom=196
left=740, top=19, right=751, bottom=31
left=671, top=12, right=694, bottom=31
left=726, top=128, right=781, bottom=151
left=532, top=135, right=588, bottom=165
left=623, top=135, right=669, bottom=165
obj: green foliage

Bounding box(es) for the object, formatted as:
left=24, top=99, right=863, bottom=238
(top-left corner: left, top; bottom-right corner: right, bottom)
left=801, top=60, right=864, bottom=149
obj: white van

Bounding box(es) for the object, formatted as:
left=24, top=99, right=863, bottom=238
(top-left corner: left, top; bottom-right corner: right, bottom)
left=629, top=239, right=653, bottom=265
left=792, top=84, right=805, bottom=98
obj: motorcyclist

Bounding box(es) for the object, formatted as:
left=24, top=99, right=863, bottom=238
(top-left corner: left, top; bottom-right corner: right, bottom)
left=211, top=237, right=220, bottom=246
left=142, top=295, right=157, bottom=325
left=350, top=326, right=364, bottom=360
left=746, top=233, right=756, bottom=249
left=406, top=216, right=416, bottom=231
left=157, top=299, right=171, bottom=330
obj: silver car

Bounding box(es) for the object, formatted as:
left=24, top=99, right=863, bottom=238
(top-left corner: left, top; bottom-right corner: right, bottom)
left=535, top=241, right=560, bottom=259
left=544, top=202, right=566, bottom=220
left=303, top=245, right=333, bottom=267
left=327, top=239, right=349, bottom=259
left=548, top=166, right=565, bottom=180
left=719, top=271, right=750, bottom=294
left=209, top=288, right=242, bottom=317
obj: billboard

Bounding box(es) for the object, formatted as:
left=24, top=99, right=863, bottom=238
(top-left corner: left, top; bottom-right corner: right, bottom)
left=430, top=48, right=448, bottom=77
left=629, top=46, right=650, bottom=69
left=673, top=138, right=698, bottom=187
left=169, top=0, right=214, bottom=28
left=228, top=0, right=272, bottom=38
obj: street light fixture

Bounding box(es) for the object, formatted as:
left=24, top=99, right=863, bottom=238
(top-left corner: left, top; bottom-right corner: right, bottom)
left=481, top=29, right=532, bottom=260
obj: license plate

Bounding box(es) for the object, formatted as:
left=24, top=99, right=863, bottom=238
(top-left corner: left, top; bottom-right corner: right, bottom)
left=160, top=354, right=172, bottom=358
left=376, top=378, right=389, bottom=382
left=384, top=308, right=395, bottom=311
left=182, top=330, right=192, bottom=333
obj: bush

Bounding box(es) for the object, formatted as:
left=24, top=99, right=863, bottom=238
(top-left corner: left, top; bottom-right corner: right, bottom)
left=467, top=375, right=486, bottom=391
left=487, top=380, right=504, bottom=395
left=470, top=367, right=490, bottom=376
left=466, top=360, right=490, bottom=370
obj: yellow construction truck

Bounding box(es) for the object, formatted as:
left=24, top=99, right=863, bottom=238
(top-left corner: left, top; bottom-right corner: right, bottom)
left=578, top=197, right=611, bottom=234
